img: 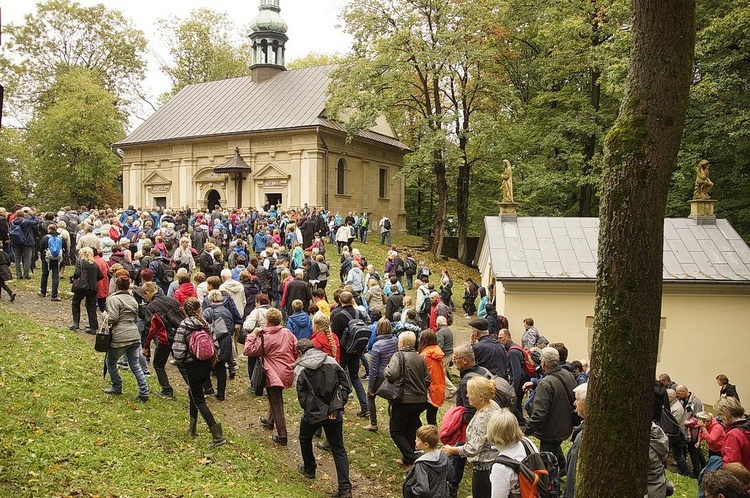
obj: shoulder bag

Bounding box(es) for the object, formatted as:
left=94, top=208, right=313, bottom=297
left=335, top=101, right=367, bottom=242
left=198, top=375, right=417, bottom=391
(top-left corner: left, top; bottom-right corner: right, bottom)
left=250, top=332, right=266, bottom=396
left=376, top=352, right=405, bottom=402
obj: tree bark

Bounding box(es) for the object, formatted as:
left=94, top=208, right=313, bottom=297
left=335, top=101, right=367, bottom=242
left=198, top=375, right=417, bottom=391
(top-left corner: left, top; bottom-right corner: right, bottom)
left=456, top=162, right=470, bottom=264
left=578, top=2, right=695, bottom=498
left=579, top=68, right=600, bottom=218
left=431, top=151, right=448, bottom=258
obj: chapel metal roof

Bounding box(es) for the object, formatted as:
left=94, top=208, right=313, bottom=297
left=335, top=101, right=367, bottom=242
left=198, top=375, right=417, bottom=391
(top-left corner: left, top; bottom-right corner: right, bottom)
left=115, top=65, right=409, bottom=150
left=478, top=216, right=750, bottom=282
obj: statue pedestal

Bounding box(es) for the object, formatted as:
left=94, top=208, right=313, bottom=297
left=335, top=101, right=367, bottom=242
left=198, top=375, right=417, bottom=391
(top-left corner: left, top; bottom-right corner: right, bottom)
left=499, top=202, right=518, bottom=221
left=689, top=199, right=717, bottom=225
left=689, top=199, right=717, bottom=217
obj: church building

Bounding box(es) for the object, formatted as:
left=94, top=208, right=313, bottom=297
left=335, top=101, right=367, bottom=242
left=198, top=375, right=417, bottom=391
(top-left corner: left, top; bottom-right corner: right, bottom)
left=115, top=0, right=409, bottom=227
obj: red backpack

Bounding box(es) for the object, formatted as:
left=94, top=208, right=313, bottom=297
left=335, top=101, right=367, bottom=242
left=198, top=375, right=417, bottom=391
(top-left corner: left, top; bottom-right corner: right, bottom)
left=508, top=345, right=537, bottom=378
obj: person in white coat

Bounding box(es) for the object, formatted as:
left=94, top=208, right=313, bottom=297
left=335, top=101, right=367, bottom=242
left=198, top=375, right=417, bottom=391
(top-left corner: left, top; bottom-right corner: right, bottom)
left=488, top=408, right=540, bottom=498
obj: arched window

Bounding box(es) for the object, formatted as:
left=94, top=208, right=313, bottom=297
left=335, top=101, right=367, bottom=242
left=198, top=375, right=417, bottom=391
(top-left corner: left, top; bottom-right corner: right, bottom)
left=337, top=158, right=346, bottom=195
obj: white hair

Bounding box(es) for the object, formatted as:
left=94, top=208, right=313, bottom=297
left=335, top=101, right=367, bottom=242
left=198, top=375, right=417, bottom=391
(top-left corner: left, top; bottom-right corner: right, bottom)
left=436, top=316, right=447, bottom=326
left=399, top=331, right=416, bottom=347
left=220, top=269, right=232, bottom=280
left=574, top=383, right=588, bottom=402
left=294, top=268, right=304, bottom=276
left=176, top=267, right=189, bottom=275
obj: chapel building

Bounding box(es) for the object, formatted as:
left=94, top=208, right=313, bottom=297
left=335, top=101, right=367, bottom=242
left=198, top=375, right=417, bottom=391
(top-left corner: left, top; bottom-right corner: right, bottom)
left=115, top=0, right=409, bottom=227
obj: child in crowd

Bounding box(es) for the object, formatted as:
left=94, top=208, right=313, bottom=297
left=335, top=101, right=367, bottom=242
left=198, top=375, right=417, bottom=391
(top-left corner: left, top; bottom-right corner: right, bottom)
left=402, top=424, right=451, bottom=498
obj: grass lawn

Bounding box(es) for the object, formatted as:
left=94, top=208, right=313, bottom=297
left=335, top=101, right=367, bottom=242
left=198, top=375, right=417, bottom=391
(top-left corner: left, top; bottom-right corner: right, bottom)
left=0, top=235, right=698, bottom=497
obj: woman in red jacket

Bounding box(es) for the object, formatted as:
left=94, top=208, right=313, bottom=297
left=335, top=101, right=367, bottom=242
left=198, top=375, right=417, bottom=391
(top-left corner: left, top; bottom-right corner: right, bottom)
left=173, top=272, right=197, bottom=305
left=310, top=312, right=340, bottom=364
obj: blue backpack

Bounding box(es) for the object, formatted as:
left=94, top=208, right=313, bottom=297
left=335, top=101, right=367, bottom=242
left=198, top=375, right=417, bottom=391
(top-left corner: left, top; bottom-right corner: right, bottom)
left=46, top=235, right=63, bottom=260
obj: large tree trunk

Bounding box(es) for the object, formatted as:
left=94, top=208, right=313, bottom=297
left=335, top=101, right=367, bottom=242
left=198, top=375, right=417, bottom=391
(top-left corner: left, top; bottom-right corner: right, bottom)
left=431, top=152, right=448, bottom=258
left=456, top=162, right=470, bottom=265
left=579, top=68, right=600, bottom=218
left=578, top=2, right=695, bottom=498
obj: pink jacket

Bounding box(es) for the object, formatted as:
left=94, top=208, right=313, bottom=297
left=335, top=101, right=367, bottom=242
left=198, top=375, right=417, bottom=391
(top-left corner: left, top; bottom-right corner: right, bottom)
left=698, top=418, right=725, bottom=453
left=244, top=325, right=297, bottom=389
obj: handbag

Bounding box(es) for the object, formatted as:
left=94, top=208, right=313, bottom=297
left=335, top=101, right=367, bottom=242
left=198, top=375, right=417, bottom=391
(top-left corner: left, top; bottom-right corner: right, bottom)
left=94, top=314, right=112, bottom=352
left=250, top=332, right=266, bottom=396
left=376, top=352, right=404, bottom=402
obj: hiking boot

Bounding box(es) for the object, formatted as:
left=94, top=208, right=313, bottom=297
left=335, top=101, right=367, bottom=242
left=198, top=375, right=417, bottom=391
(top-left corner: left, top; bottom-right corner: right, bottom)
left=362, top=425, right=378, bottom=432
left=208, top=423, right=227, bottom=448
left=156, top=391, right=174, bottom=400
left=102, top=387, right=122, bottom=395
left=331, top=490, right=352, bottom=498
left=135, top=395, right=149, bottom=402
left=316, top=440, right=331, bottom=452
left=10, top=293, right=17, bottom=303
left=188, top=417, right=198, bottom=438
left=69, top=323, right=79, bottom=331
left=272, top=435, right=287, bottom=446
left=297, top=464, right=315, bottom=479
left=356, top=408, right=369, bottom=418
left=37, top=291, right=45, bottom=298
left=51, top=297, right=61, bottom=302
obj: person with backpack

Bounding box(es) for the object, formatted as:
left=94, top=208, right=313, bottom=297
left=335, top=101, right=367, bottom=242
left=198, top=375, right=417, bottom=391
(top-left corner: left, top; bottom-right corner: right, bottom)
left=244, top=308, right=297, bottom=446
left=202, top=290, right=235, bottom=401
left=331, top=291, right=370, bottom=418
left=172, top=297, right=227, bottom=448
left=379, top=214, right=392, bottom=245
left=442, top=376, right=501, bottom=498
left=359, top=212, right=370, bottom=243
left=102, top=274, right=150, bottom=402
left=715, top=397, right=750, bottom=469
left=69, top=247, right=104, bottom=333
left=487, top=407, right=542, bottom=498
left=363, top=318, right=399, bottom=432
left=9, top=208, right=39, bottom=280
left=149, top=248, right=174, bottom=295
left=429, top=291, right=453, bottom=332
left=462, top=278, right=479, bottom=318
left=564, top=383, right=587, bottom=498
left=142, top=281, right=185, bottom=400
left=499, top=329, right=530, bottom=426
left=39, top=224, right=64, bottom=301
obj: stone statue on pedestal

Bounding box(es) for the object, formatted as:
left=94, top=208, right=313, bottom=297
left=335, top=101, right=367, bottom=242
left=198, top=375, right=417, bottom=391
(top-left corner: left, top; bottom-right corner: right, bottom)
left=501, top=159, right=514, bottom=203
left=693, top=160, right=714, bottom=200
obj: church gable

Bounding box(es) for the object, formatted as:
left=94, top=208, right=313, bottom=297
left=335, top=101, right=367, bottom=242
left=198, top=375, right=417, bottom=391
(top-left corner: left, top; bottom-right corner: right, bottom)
left=254, top=162, right=289, bottom=179
left=142, top=170, right=172, bottom=186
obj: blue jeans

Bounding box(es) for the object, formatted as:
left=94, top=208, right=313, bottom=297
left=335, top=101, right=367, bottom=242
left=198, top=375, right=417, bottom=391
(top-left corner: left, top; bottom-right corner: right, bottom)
left=360, top=227, right=368, bottom=243
left=299, top=416, right=351, bottom=492
left=671, top=439, right=691, bottom=476
left=105, top=343, right=149, bottom=396
left=405, top=274, right=413, bottom=290
left=342, top=353, right=368, bottom=411
left=380, top=231, right=391, bottom=245
left=40, top=259, right=60, bottom=297
left=449, top=443, right=466, bottom=490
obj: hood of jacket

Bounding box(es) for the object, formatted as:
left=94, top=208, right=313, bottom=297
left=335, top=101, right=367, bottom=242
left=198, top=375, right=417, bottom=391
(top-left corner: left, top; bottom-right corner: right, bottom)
left=414, top=448, right=449, bottom=468
left=295, top=348, right=330, bottom=370
left=422, top=344, right=445, bottom=362
left=181, top=316, right=205, bottom=332
left=220, top=279, right=244, bottom=296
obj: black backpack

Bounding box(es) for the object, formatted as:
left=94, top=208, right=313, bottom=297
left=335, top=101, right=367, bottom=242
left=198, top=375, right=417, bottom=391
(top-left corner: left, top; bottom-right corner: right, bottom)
left=157, top=259, right=175, bottom=284
left=383, top=218, right=391, bottom=230
left=404, top=257, right=417, bottom=276
left=340, top=309, right=371, bottom=356
left=466, top=368, right=516, bottom=409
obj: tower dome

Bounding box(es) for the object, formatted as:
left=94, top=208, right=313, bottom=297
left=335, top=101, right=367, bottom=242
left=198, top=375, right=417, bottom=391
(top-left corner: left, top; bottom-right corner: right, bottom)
left=249, top=0, right=288, bottom=33
left=248, top=0, right=289, bottom=81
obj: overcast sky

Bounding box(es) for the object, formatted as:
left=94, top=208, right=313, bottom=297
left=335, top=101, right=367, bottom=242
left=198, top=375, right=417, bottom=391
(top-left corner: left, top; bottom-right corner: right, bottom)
left=3, top=0, right=353, bottom=121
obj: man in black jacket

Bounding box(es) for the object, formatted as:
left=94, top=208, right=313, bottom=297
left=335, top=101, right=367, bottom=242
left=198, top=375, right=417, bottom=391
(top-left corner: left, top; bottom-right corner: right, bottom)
left=331, top=291, right=369, bottom=417
left=499, top=328, right=527, bottom=425
left=198, top=242, right=216, bottom=277
left=523, top=346, right=576, bottom=480
left=294, top=339, right=352, bottom=498
left=141, top=282, right=185, bottom=400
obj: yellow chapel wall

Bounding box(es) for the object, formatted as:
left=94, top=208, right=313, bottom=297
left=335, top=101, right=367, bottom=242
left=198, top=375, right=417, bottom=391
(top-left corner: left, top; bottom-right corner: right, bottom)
left=501, top=281, right=750, bottom=410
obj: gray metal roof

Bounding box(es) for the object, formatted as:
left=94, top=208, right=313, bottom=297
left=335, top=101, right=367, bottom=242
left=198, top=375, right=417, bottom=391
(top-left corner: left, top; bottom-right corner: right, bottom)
left=479, top=216, right=750, bottom=282
left=115, top=65, right=409, bottom=150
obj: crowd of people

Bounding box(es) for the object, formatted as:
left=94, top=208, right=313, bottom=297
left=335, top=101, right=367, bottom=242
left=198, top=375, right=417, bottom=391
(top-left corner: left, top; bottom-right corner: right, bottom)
left=0, top=202, right=748, bottom=498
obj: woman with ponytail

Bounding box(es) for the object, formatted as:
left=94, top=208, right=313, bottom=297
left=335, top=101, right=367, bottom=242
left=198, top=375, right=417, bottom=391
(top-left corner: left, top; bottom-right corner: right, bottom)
left=310, top=312, right=340, bottom=364
left=172, top=297, right=226, bottom=448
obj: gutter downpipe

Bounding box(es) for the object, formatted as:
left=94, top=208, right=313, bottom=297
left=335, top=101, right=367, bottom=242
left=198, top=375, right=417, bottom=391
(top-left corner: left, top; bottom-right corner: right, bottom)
left=318, top=126, right=329, bottom=211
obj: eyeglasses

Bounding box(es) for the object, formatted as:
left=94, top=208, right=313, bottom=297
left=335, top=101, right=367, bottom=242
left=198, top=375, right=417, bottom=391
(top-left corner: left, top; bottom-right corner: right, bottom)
left=454, top=356, right=467, bottom=362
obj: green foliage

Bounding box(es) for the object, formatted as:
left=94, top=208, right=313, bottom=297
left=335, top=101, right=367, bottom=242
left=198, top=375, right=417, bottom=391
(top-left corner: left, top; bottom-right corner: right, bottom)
left=287, top=52, right=345, bottom=70
left=156, top=9, right=253, bottom=102
left=0, top=128, right=33, bottom=208
left=669, top=0, right=750, bottom=240
left=25, top=68, right=126, bottom=209
left=0, top=0, right=146, bottom=122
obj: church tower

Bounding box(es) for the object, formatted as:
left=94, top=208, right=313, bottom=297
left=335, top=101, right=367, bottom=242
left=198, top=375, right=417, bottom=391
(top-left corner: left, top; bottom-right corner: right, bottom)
left=249, top=0, right=288, bottom=82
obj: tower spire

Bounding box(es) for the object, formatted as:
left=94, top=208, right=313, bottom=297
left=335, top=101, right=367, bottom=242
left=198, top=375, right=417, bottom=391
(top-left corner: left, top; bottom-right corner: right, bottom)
left=249, top=0, right=288, bottom=82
